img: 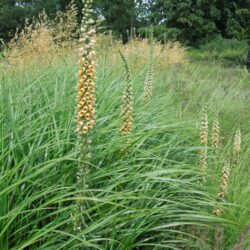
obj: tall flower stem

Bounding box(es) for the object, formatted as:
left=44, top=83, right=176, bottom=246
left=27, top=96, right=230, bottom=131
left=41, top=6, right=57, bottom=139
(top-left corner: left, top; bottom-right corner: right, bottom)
left=198, top=106, right=208, bottom=185
left=72, top=0, right=96, bottom=234
left=119, top=51, right=133, bottom=157
left=212, top=114, right=221, bottom=149
left=143, top=28, right=154, bottom=103
left=232, top=128, right=241, bottom=168
left=213, top=163, right=230, bottom=216
left=143, top=45, right=154, bottom=103
left=119, top=51, right=133, bottom=137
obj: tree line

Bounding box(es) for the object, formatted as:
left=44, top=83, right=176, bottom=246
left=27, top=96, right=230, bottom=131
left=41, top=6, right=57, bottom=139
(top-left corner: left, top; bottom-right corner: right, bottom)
left=0, top=0, right=249, bottom=46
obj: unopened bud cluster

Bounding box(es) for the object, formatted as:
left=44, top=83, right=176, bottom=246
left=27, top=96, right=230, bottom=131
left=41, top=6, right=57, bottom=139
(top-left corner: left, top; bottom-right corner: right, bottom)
left=200, top=108, right=208, bottom=146
left=143, top=45, right=154, bottom=103
left=232, top=128, right=241, bottom=168
left=120, top=53, right=133, bottom=136
left=212, top=114, right=220, bottom=149
left=199, top=107, right=208, bottom=184
left=217, top=164, right=230, bottom=200
left=233, top=129, right=241, bottom=157
left=76, top=0, right=96, bottom=135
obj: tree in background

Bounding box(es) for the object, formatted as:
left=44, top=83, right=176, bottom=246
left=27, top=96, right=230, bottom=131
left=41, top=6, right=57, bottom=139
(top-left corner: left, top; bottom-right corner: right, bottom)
left=0, top=0, right=27, bottom=41
left=139, top=0, right=221, bottom=45
left=214, top=0, right=250, bottom=41
left=146, top=0, right=250, bottom=45
left=0, top=0, right=249, bottom=46
left=0, top=0, right=137, bottom=43
left=94, top=0, right=137, bottom=41
left=57, top=0, right=138, bottom=41
left=230, top=0, right=250, bottom=44
left=0, top=0, right=59, bottom=42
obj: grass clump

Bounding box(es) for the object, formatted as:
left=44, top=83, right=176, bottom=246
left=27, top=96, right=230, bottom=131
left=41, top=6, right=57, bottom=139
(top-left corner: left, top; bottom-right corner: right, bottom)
left=1, top=5, right=250, bottom=249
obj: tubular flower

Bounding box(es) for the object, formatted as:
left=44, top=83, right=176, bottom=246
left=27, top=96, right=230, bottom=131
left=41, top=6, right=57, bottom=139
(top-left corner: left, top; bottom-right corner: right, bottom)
left=213, top=163, right=230, bottom=216
left=212, top=114, right=221, bottom=149
left=119, top=51, right=133, bottom=136
left=76, top=0, right=96, bottom=136
left=198, top=107, right=208, bottom=184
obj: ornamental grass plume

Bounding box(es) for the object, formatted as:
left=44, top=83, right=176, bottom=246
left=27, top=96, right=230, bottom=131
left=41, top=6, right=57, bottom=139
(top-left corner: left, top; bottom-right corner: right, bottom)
left=212, top=114, right=221, bottom=149
left=5, top=12, right=54, bottom=69
left=198, top=107, right=208, bottom=184
left=53, top=0, right=79, bottom=46
left=163, top=41, right=187, bottom=65
left=72, top=0, right=96, bottom=233
left=143, top=31, right=154, bottom=103
left=119, top=51, right=133, bottom=137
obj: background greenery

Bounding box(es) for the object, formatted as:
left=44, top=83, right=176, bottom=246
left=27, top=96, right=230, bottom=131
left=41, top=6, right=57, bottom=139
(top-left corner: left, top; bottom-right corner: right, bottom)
left=189, top=37, right=249, bottom=65
left=0, top=0, right=250, bottom=45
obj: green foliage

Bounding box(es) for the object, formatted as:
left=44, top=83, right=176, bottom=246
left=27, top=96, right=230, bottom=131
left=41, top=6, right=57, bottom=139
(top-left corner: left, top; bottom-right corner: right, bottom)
left=214, top=0, right=250, bottom=40
left=1, top=0, right=250, bottom=46
left=0, top=0, right=138, bottom=43
left=0, top=56, right=211, bottom=249
left=139, top=0, right=250, bottom=45
left=1, top=46, right=250, bottom=248
left=0, top=0, right=59, bottom=42
left=235, top=5, right=250, bottom=44
left=140, top=0, right=220, bottom=45
left=138, top=25, right=181, bottom=42
left=95, top=0, right=137, bottom=40
left=189, top=37, right=249, bottom=65
left=0, top=2, right=26, bottom=41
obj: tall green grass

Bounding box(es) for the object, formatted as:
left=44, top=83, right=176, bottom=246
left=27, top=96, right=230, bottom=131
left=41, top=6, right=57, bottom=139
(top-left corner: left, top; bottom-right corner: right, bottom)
left=189, top=37, right=248, bottom=66
left=0, top=50, right=250, bottom=249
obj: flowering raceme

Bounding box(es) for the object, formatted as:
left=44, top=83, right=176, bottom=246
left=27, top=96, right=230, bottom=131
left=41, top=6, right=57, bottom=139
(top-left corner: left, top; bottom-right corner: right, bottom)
left=199, top=107, right=208, bottom=184
left=143, top=43, right=154, bottom=103
left=119, top=52, right=133, bottom=136
left=76, top=0, right=96, bottom=136
left=213, top=163, right=230, bottom=216
left=212, top=114, right=220, bottom=149
left=72, top=0, right=97, bottom=234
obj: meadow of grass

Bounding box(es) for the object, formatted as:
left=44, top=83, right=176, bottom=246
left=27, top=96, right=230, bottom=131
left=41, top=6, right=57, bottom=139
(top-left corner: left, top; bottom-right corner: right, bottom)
left=1, top=31, right=250, bottom=249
